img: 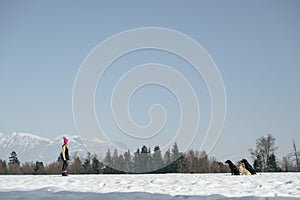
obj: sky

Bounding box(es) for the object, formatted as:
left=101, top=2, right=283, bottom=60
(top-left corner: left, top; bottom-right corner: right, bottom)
left=0, top=0, right=300, bottom=161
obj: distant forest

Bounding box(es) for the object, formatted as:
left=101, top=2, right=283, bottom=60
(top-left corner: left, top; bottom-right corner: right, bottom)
left=0, top=134, right=299, bottom=175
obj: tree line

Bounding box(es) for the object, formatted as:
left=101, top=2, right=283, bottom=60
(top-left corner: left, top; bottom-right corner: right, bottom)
left=0, top=143, right=229, bottom=175
left=0, top=135, right=299, bottom=175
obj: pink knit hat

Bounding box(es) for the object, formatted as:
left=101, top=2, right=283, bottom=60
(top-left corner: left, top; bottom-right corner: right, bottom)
left=63, top=137, right=68, bottom=144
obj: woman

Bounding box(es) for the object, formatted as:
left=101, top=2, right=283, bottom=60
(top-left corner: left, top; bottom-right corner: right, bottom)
left=61, top=136, right=69, bottom=176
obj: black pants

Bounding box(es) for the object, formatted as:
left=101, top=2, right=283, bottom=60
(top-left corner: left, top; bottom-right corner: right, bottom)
left=62, top=160, right=68, bottom=172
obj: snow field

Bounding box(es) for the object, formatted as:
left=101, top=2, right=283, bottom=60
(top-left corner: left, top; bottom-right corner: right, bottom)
left=0, top=173, right=299, bottom=199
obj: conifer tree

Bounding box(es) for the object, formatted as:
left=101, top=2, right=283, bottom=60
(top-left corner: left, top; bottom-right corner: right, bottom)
left=104, top=149, right=113, bottom=174
left=267, top=154, right=281, bottom=172
left=171, top=142, right=180, bottom=161
left=9, top=151, right=20, bottom=166
left=253, top=154, right=263, bottom=172
left=152, top=146, right=164, bottom=172
left=133, top=148, right=141, bottom=173
left=140, top=145, right=150, bottom=173
left=163, top=149, right=172, bottom=173
left=82, top=152, right=92, bottom=174
left=170, top=142, right=181, bottom=173
left=8, top=151, right=21, bottom=174
left=91, top=155, right=101, bottom=174
left=112, top=149, right=119, bottom=171
left=33, top=161, right=46, bottom=175
left=123, top=150, right=132, bottom=173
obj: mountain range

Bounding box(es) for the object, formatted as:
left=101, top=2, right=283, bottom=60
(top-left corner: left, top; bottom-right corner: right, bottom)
left=0, top=132, right=110, bottom=163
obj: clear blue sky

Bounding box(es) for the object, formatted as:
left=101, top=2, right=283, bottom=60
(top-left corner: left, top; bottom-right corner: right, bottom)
left=1, top=0, right=299, bottom=161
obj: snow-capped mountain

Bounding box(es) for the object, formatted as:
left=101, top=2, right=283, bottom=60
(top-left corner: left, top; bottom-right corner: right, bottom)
left=0, top=132, right=110, bottom=163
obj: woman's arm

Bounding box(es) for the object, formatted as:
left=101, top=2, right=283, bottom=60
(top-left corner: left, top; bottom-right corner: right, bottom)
left=62, top=145, right=66, bottom=160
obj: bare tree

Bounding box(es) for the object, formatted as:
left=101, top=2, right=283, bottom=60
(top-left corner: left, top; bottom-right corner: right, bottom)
left=46, top=161, right=62, bottom=174
left=0, top=159, right=8, bottom=175
left=281, top=155, right=293, bottom=172
left=21, top=162, right=35, bottom=175
left=250, top=134, right=278, bottom=172
left=292, top=140, right=300, bottom=171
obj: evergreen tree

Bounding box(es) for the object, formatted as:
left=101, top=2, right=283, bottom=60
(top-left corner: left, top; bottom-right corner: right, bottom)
left=170, top=142, right=181, bottom=173
left=133, top=146, right=151, bottom=173
left=104, top=149, right=113, bottom=174
left=180, top=154, right=189, bottom=173
left=9, top=151, right=20, bottom=166
left=33, top=161, right=46, bottom=175
left=164, top=149, right=171, bottom=165
left=103, top=149, right=125, bottom=174
left=82, top=152, right=92, bottom=174
left=151, top=146, right=164, bottom=172
left=171, top=142, right=180, bottom=161
left=112, top=149, right=119, bottom=171
left=123, top=150, right=132, bottom=173
left=267, top=154, right=281, bottom=172
left=163, top=149, right=172, bottom=173
left=133, top=148, right=141, bottom=173
left=91, top=155, right=101, bottom=174
left=8, top=151, right=21, bottom=174
left=118, top=154, right=125, bottom=173
left=253, top=154, right=263, bottom=172
left=140, top=145, right=150, bottom=173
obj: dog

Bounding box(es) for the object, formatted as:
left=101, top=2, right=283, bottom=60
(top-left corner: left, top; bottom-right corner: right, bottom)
left=225, top=160, right=240, bottom=175
left=240, top=159, right=256, bottom=175
left=238, top=163, right=251, bottom=175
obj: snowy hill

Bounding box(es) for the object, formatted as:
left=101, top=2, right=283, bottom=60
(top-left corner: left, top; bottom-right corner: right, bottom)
left=0, top=132, right=109, bottom=163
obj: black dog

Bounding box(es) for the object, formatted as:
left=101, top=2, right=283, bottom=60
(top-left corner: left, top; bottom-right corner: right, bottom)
left=225, top=160, right=240, bottom=175
left=240, top=159, right=256, bottom=175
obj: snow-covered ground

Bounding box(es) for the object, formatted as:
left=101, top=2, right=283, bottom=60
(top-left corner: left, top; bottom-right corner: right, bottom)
left=0, top=173, right=299, bottom=200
